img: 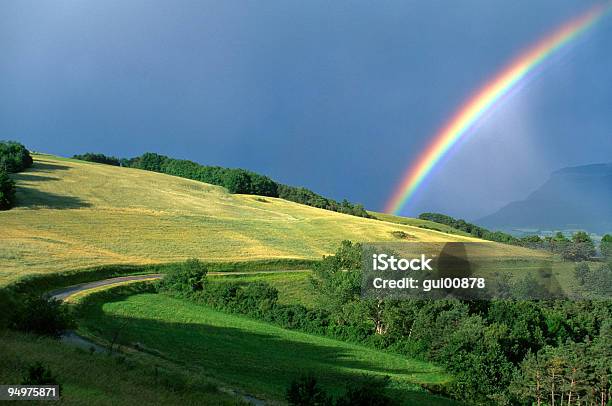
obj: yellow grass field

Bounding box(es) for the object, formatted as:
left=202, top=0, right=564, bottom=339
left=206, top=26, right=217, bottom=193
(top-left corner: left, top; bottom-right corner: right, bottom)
left=0, top=154, right=482, bottom=286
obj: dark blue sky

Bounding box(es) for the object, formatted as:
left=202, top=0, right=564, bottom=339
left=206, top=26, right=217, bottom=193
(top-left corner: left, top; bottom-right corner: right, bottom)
left=1, top=0, right=610, bottom=219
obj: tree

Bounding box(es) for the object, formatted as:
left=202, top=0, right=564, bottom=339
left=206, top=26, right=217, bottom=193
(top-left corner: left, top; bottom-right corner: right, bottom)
left=0, top=169, right=15, bottom=210
left=521, top=235, right=544, bottom=246
left=132, top=152, right=168, bottom=172
left=559, top=232, right=595, bottom=262
left=310, top=240, right=363, bottom=312
left=582, top=263, right=612, bottom=298
left=0, top=140, right=33, bottom=172
left=223, top=170, right=251, bottom=194
left=601, top=234, right=612, bottom=260
left=157, top=259, right=208, bottom=295
left=10, top=295, right=74, bottom=338
left=574, top=262, right=590, bottom=285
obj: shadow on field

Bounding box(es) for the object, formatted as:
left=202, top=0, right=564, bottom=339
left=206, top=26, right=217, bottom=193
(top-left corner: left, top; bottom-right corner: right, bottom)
left=77, top=293, right=451, bottom=403
left=15, top=187, right=91, bottom=209
left=12, top=173, right=60, bottom=182
left=31, top=162, right=72, bottom=172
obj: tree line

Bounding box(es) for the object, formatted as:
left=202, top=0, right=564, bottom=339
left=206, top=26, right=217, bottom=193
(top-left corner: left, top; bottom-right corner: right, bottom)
left=0, top=141, right=33, bottom=210
left=72, top=153, right=121, bottom=166
left=419, top=212, right=606, bottom=261
left=72, top=152, right=371, bottom=218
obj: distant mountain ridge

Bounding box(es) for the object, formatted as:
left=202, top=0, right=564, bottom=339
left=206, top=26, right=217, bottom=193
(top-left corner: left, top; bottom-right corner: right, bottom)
left=478, top=163, right=612, bottom=234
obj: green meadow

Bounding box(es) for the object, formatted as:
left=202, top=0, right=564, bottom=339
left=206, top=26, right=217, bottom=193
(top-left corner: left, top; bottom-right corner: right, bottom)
left=77, top=289, right=458, bottom=405
left=0, top=330, right=241, bottom=405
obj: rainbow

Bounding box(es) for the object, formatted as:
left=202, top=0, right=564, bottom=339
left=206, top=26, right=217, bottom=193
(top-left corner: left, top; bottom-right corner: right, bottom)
left=385, top=3, right=611, bottom=215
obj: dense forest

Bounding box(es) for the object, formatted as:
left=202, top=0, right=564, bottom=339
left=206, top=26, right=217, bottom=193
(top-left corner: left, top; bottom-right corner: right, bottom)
left=73, top=152, right=371, bottom=218
left=158, top=244, right=611, bottom=405
left=0, top=141, right=33, bottom=210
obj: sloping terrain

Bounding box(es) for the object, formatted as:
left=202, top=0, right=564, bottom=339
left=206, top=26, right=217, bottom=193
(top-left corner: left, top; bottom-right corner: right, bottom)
left=0, top=154, right=478, bottom=285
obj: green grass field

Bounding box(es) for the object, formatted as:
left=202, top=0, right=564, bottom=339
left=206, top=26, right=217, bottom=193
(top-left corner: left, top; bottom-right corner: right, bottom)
left=77, top=291, right=458, bottom=404
left=210, top=271, right=316, bottom=307
left=0, top=330, right=241, bottom=405
left=0, top=154, right=481, bottom=286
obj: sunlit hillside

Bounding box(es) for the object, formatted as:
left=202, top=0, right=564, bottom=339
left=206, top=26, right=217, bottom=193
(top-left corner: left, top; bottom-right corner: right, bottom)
left=0, top=154, right=482, bottom=285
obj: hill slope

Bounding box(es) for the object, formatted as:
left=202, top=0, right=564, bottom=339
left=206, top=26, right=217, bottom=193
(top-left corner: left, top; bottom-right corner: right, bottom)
left=478, top=163, right=612, bottom=233
left=0, top=154, right=478, bottom=285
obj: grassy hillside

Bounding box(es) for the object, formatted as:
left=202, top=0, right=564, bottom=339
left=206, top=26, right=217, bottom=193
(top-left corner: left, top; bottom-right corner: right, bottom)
left=0, top=330, right=241, bottom=405
left=77, top=291, right=458, bottom=404
left=0, top=154, right=478, bottom=285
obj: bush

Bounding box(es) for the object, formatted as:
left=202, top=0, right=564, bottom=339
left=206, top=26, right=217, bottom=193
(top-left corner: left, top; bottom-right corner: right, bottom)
left=10, top=295, right=74, bottom=338
left=582, top=263, right=612, bottom=297
left=0, top=169, right=15, bottom=210
left=0, top=140, right=33, bottom=172
left=22, top=362, right=61, bottom=387
left=198, top=281, right=279, bottom=317
left=72, top=153, right=120, bottom=166
left=390, top=230, right=410, bottom=239
left=335, top=376, right=395, bottom=406
left=286, top=374, right=394, bottom=406
left=575, top=262, right=590, bottom=285
left=286, top=375, right=330, bottom=406
left=560, top=241, right=596, bottom=262
left=157, top=259, right=208, bottom=295
left=0, top=289, right=18, bottom=329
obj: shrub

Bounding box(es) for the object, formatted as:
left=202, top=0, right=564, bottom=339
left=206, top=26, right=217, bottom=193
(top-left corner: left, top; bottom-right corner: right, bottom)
left=10, top=295, right=74, bottom=338
left=560, top=241, right=596, bottom=262
left=199, top=281, right=279, bottom=317
left=0, top=140, right=33, bottom=172
left=390, top=230, right=410, bottom=239
left=582, top=263, right=612, bottom=297
left=0, top=169, right=15, bottom=210
left=0, top=288, right=18, bottom=329
left=234, top=282, right=278, bottom=315
left=157, top=259, right=208, bottom=295
left=335, top=376, right=395, bottom=406
left=574, top=262, right=590, bottom=285
left=22, top=362, right=60, bottom=387
left=286, top=374, right=394, bottom=406
left=286, top=375, right=330, bottom=406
